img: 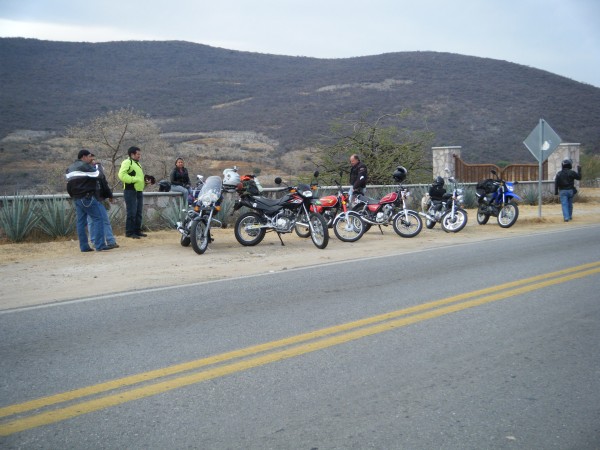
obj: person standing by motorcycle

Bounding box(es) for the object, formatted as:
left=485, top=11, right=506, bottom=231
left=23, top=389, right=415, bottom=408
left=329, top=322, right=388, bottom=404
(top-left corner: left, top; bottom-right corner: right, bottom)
left=118, top=146, right=148, bottom=239
left=88, top=154, right=119, bottom=249
left=170, top=157, right=191, bottom=203
left=554, top=158, right=582, bottom=222
left=65, top=149, right=110, bottom=252
left=349, top=154, right=368, bottom=196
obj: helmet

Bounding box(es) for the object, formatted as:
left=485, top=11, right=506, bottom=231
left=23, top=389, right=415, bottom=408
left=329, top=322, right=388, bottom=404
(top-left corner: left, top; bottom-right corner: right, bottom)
left=433, top=176, right=444, bottom=187
left=223, top=168, right=241, bottom=187
left=562, top=159, right=573, bottom=169
left=158, top=179, right=171, bottom=192
left=392, top=166, right=407, bottom=182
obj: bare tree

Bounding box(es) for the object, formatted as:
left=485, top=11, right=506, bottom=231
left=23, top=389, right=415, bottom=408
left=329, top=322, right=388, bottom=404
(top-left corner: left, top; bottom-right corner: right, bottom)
left=313, top=111, right=434, bottom=185
left=66, top=107, right=172, bottom=187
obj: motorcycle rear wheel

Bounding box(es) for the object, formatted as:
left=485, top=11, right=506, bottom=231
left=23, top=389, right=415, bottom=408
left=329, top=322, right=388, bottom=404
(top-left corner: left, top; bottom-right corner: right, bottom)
left=309, top=212, right=329, bottom=249
left=234, top=212, right=266, bottom=246
left=333, top=211, right=365, bottom=242
left=393, top=210, right=423, bottom=238
left=441, top=208, right=468, bottom=233
left=498, top=202, right=519, bottom=228
left=352, top=204, right=371, bottom=233
left=477, top=211, right=490, bottom=225
left=191, top=219, right=210, bottom=254
left=294, top=210, right=311, bottom=238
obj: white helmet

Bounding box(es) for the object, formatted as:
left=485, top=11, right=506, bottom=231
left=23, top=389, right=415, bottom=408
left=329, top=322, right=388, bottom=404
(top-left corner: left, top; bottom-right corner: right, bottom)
left=223, top=167, right=240, bottom=187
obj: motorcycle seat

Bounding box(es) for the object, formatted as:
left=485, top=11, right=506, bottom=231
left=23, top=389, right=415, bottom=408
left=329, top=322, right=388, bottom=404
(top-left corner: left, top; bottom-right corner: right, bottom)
left=356, top=194, right=380, bottom=205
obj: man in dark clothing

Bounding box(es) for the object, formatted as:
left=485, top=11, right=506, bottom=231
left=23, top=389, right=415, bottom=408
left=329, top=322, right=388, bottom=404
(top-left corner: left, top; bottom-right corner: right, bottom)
left=554, top=158, right=582, bottom=222
left=65, top=149, right=110, bottom=252
left=349, top=154, right=368, bottom=195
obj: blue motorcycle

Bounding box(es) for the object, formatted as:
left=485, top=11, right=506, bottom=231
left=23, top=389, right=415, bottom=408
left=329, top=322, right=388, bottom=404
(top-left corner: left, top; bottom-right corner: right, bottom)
left=476, top=170, right=521, bottom=228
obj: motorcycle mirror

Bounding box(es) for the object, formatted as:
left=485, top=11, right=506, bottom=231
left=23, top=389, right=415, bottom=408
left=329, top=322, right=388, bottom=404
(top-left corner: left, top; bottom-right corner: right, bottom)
left=491, top=169, right=497, bottom=175
left=313, top=170, right=320, bottom=178
left=274, top=177, right=282, bottom=185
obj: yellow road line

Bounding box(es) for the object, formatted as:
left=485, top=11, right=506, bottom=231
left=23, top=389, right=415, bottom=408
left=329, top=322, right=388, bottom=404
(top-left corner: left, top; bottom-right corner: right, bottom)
left=1, top=261, right=599, bottom=435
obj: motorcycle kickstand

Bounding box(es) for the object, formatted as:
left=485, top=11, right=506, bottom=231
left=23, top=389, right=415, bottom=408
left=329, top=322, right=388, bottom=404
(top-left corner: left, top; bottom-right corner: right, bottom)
left=378, top=225, right=384, bottom=235
left=276, top=232, right=285, bottom=246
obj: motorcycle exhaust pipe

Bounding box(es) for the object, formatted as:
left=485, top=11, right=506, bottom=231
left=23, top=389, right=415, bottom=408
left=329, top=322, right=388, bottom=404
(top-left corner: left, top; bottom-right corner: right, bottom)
left=360, top=217, right=382, bottom=225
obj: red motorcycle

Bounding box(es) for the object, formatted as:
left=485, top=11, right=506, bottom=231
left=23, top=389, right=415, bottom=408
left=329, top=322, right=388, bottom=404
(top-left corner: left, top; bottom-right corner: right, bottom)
left=298, top=179, right=365, bottom=242
left=352, top=166, right=423, bottom=238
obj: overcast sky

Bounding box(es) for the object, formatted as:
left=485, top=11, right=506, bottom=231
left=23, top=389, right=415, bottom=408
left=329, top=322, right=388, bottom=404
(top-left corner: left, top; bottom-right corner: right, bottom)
left=1, top=0, right=599, bottom=88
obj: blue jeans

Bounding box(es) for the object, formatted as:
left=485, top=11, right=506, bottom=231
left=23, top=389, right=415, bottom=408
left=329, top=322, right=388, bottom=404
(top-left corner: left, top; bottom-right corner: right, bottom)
left=88, top=201, right=116, bottom=246
left=75, top=197, right=106, bottom=251
left=559, top=189, right=574, bottom=221
left=170, top=184, right=190, bottom=203
left=124, top=190, right=144, bottom=236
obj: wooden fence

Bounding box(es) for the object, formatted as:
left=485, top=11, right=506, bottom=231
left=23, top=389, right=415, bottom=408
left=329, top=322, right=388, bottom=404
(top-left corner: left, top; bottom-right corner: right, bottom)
left=454, top=155, right=548, bottom=182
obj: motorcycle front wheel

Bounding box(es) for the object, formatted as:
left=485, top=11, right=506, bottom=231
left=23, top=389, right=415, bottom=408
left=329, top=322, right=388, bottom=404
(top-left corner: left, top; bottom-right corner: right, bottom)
left=308, top=212, right=329, bottom=249
left=333, top=211, right=365, bottom=242
left=498, top=202, right=519, bottom=228
left=393, top=210, right=423, bottom=238
left=234, top=212, right=266, bottom=246
left=191, top=219, right=210, bottom=254
left=441, top=208, right=468, bottom=233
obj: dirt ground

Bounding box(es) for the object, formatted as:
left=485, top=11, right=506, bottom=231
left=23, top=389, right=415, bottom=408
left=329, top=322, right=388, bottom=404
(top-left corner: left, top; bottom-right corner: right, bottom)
left=1, top=201, right=599, bottom=311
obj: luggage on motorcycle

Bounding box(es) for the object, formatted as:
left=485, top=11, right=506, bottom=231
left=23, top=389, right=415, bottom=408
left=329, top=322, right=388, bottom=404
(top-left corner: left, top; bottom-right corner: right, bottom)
left=476, top=179, right=497, bottom=194
left=237, top=175, right=261, bottom=196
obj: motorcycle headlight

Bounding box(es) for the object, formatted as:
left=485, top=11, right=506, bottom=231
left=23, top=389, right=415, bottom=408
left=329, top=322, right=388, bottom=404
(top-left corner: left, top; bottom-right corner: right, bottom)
left=200, top=192, right=219, bottom=206
left=507, top=185, right=514, bottom=192
left=457, top=194, right=464, bottom=203
left=302, top=190, right=313, bottom=198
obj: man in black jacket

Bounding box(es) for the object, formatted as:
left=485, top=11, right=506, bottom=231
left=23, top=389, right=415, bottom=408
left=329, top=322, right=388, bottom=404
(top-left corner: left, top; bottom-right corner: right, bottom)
left=88, top=154, right=119, bottom=249
left=349, top=154, right=368, bottom=195
left=554, top=158, right=582, bottom=222
left=66, top=149, right=111, bottom=252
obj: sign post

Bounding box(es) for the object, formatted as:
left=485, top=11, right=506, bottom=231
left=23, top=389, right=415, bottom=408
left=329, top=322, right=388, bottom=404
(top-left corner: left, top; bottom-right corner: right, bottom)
left=523, top=119, right=562, bottom=217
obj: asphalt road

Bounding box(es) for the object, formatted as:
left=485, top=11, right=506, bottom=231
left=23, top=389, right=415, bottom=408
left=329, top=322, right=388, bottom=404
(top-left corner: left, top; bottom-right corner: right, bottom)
left=1, top=225, right=599, bottom=449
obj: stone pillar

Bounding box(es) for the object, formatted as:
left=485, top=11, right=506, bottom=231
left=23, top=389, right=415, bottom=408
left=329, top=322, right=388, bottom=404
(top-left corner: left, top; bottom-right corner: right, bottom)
left=432, top=146, right=461, bottom=180
left=548, top=143, right=580, bottom=180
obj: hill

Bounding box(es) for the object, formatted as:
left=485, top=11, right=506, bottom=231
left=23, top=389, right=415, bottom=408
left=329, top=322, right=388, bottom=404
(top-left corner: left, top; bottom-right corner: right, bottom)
left=1, top=38, right=599, bottom=193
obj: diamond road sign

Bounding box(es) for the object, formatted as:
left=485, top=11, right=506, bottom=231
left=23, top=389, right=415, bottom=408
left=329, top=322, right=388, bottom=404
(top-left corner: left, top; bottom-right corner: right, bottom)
left=523, top=119, right=562, bottom=162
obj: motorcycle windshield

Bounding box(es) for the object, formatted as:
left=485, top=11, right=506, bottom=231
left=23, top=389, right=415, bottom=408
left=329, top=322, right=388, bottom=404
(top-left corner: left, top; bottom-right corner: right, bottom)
left=197, top=176, right=223, bottom=205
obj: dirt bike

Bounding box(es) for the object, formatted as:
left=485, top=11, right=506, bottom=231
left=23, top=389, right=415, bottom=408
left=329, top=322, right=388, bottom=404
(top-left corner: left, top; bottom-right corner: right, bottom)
left=420, top=176, right=468, bottom=233
left=233, top=174, right=329, bottom=249
left=352, top=168, right=423, bottom=238
left=476, top=169, right=521, bottom=228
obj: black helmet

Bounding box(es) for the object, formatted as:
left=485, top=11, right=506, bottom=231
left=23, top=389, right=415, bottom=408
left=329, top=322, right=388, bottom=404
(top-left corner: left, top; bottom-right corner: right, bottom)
left=393, top=166, right=407, bottom=182
left=562, top=159, right=573, bottom=169
left=158, top=180, right=171, bottom=192
left=433, top=176, right=444, bottom=187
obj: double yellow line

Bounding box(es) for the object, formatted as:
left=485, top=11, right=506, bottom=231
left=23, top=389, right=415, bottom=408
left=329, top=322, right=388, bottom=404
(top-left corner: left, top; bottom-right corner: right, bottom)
left=2, top=261, right=599, bottom=436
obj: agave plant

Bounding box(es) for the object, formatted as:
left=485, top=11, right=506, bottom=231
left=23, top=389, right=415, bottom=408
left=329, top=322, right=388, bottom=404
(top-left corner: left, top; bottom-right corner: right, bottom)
left=0, top=195, right=41, bottom=242
left=36, top=197, right=76, bottom=237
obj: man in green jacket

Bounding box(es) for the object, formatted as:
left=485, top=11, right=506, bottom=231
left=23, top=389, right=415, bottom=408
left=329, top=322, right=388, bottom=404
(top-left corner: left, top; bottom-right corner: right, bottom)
left=118, top=146, right=147, bottom=238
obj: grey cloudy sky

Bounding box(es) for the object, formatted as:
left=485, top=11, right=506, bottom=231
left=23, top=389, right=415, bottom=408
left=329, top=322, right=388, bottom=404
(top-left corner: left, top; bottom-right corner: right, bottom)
left=1, top=0, right=599, bottom=87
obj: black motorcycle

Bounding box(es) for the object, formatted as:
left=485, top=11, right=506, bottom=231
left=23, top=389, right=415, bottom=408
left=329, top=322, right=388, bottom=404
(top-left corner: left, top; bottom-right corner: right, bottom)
left=177, top=175, right=224, bottom=254
left=233, top=175, right=329, bottom=249
left=420, top=176, right=468, bottom=233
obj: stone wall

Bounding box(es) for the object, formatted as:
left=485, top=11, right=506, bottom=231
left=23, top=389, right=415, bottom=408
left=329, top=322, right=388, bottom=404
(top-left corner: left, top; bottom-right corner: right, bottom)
left=432, top=143, right=580, bottom=181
